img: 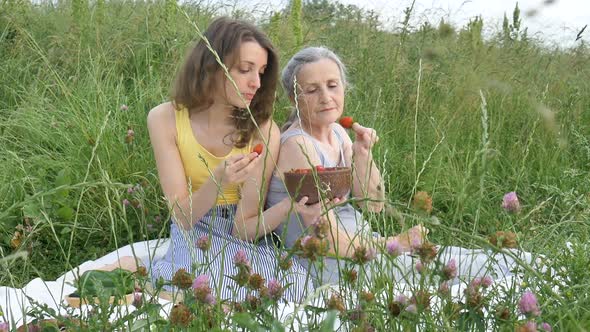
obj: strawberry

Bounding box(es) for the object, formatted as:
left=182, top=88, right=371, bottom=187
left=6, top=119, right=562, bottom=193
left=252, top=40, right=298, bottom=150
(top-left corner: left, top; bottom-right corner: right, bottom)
left=315, top=165, right=325, bottom=172
left=252, top=143, right=263, bottom=155
left=339, top=116, right=354, bottom=129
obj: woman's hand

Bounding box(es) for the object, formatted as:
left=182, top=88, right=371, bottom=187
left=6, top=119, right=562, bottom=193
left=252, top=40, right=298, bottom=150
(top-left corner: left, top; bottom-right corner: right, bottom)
left=351, top=123, right=379, bottom=155
left=287, top=197, right=342, bottom=228
left=214, top=152, right=261, bottom=187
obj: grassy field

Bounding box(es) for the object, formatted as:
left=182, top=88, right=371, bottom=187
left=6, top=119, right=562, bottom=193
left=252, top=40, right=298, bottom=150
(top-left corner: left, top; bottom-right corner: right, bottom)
left=1, top=0, right=589, bottom=330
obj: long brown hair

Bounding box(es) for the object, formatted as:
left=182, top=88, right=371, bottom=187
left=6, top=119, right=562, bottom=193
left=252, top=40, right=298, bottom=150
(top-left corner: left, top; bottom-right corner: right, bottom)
left=172, top=17, right=278, bottom=148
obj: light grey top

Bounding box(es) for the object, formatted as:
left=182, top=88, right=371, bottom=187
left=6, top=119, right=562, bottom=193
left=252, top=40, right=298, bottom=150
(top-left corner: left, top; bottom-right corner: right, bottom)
left=266, top=125, right=372, bottom=285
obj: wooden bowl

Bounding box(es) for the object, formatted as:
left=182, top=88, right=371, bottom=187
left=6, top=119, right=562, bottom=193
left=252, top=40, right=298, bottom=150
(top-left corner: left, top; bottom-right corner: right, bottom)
left=64, top=292, right=135, bottom=308
left=284, top=167, right=351, bottom=204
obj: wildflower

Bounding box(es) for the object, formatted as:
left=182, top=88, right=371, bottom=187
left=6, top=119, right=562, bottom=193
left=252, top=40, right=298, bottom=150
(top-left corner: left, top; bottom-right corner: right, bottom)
left=248, top=273, right=265, bottom=291
left=196, top=235, right=211, bottom=251
left=233, top=250, right=250, bottom=268
left=365, top=247, right=377, bottom=261
left=135, top=266, right=147, bottom=277
left=410, top=237, right=422, bottom=251
left=395, top=294, right=408, bottom=305
left=298, top=235, right=328, bottom=261
left=192, top=274, right=208, bottom=289
left=410, top=290, right=431, bottom=311
left=415, top=241, right=438, bottom=264
left=388, top=301, right=402, bottom=317
left=313, top=219, right=330, bottom=239
left=133, top=291, right=143, bottom=308
left=516, top=321, right=538, bottom=332
left=265, top=279, right=284, bottom=301
left=495, top=305, right=511, bottom=320
left=540, top=322, right=552, bottom=331
left=465, top=283, right=484, bottom=310
left=415, top=261, right=425, bottom=274
left=278, top=253, right=293, bottom=271
left=502, top=191, right=520, bottom=213
left=405, top=304, right=418, bottom=314
left=120, top=104, right=128, bottom=111
left=122, top=199, right=130, bottom=206
left=412, top=191, right=433, bottom=214
left=234, top=267, right=251, bottom=287
left=170, top=303, right=193, bottom=327
left=127, top=187, right=134, bottom=194
left=438, top=281, right=450, bottom=295
left=125, top=128, right=135, bottom=144
left=481, top=276, right=493, bottom=288
left=489, top=231, right=518, bottom=248
left=172, top=268, right=193, bottom=289
left=360, top=291, right=375, bottom=303
left=441, top=258, right=457, bottom=280
left=327, top=293, right=345, bottom=312
left=342, top=268, right=358, bottom=284
left=193, top=274, right=215, bottom=305
left=352, top=245, right=376, bottom=264
left=10, top=230, right=23, bottom=249
left=518, top=291, right=541, bottom=317
left=245, top=294, right=261, bottom=310
left=300, top=235, right=313, bottom=248
left=348, top=305, right=366, bottom=323
left=386, top=238, right=401, bottom=257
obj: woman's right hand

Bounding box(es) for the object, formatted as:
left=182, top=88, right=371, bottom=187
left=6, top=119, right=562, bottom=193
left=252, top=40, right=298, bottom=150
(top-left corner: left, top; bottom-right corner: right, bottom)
left=214, top=153, right=261, bottom=187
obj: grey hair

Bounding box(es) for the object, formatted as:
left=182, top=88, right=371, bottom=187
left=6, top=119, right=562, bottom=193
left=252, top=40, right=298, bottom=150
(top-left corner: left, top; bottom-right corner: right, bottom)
left=280, top=47, right=348, bottom=131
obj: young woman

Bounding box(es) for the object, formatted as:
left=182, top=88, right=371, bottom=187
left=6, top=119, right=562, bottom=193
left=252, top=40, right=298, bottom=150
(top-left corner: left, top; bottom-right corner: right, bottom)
left=110, top=18, right=324, bottom=302
left=266, top=47, right=537, bottom=286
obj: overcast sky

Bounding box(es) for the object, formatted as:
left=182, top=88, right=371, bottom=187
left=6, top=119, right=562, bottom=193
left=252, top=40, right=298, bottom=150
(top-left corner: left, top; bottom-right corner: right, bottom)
left=236, top=0, right=589, bottom=48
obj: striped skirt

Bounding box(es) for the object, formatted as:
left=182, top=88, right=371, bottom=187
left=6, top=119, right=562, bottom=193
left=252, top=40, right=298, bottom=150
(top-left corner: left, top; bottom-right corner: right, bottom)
left=149, top=204, right=313, bottom=302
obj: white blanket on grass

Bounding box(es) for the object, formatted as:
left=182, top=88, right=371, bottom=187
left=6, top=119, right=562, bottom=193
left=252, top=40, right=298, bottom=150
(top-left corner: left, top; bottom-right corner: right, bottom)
left=0, top=240, right=549, bottom=330
left=0, top=239, right=171, bottom=328
left=0, top=240, right=309, bottom=329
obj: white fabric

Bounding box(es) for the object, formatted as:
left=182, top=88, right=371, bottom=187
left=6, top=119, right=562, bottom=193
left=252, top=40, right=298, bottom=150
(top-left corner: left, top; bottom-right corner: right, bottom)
left=0, top=239, right=551, bottom=330
left=0, top=239, right=170, bottom=327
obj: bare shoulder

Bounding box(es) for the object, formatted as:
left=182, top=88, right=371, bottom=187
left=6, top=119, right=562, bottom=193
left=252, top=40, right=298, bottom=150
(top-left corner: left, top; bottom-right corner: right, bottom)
left=280, top=132, right=320, bottom=166
left=147, top=102, right=176, bottom=126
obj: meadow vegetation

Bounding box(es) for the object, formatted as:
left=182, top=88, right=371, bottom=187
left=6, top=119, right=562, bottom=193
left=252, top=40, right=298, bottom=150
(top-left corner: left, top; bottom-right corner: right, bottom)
left=1, top=0, right=589, bottom=330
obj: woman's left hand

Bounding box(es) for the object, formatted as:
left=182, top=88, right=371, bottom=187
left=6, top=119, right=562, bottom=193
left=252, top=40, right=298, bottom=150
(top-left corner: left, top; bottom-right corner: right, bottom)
left=351, top=123, right=379, bottom=155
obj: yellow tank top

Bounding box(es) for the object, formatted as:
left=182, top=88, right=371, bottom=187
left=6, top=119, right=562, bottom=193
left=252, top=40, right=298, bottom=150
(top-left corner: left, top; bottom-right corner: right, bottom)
left=175, top=107, right=251, bottom=205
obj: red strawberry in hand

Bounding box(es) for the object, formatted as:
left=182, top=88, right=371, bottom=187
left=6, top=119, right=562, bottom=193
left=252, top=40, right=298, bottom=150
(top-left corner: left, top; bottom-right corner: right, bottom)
left=339, top=116, right=354, bottom=129
left=252, top=143, right=263, bottom=155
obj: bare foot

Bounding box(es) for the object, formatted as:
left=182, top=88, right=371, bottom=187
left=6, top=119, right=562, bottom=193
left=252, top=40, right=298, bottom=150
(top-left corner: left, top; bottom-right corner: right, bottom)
left=96, top=256, right=141, bottom=272
left=395, top=225, right=429, bottom=251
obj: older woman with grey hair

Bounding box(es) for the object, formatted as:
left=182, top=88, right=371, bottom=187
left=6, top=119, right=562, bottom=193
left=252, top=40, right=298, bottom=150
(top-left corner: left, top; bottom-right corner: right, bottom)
left=266, top=46, right=540, bottom=288
left=266, top=46, right=426, bottom=285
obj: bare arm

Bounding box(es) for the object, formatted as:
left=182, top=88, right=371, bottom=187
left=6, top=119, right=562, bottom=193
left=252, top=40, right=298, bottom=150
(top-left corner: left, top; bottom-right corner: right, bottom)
left=232, top=121, right=326, bottom=241
left=272, top=134, right=365, bottom=258
left=340, top=123, right=384, bottom=212
left=147, top=103, right=258, bottom=229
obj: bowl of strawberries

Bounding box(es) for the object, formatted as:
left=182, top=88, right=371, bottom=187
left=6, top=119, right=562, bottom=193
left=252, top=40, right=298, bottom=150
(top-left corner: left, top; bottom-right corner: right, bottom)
left=284, top=166, right=351, bottom=204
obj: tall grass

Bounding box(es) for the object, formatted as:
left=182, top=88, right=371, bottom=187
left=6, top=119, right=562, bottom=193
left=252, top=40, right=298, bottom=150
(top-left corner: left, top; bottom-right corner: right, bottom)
left=1, top=0, right=589, bottom=329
